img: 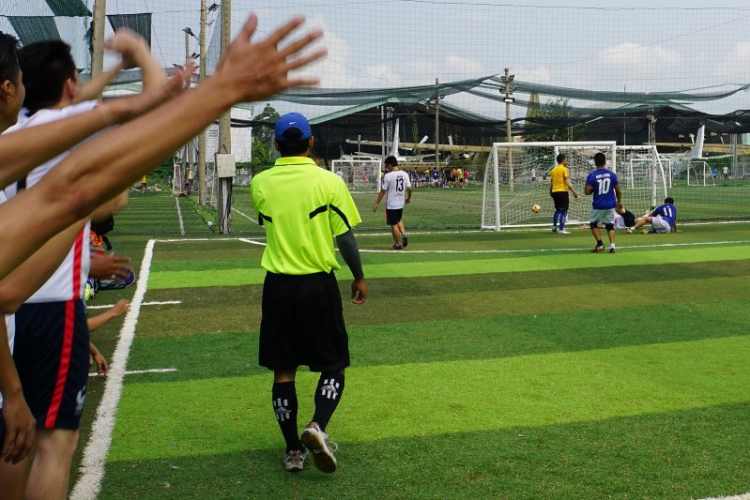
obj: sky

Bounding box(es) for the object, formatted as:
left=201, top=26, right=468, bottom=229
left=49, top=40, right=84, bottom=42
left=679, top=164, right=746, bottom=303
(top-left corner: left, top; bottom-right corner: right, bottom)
left=2, top=0, right=750, bottom=120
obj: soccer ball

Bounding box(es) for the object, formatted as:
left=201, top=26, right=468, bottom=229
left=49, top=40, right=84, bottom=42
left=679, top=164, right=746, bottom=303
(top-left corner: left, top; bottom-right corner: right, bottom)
left=532, top=204, right=542, bottom=214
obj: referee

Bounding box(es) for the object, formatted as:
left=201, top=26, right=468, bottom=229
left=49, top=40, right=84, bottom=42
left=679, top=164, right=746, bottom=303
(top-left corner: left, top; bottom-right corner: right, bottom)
left=251, top=112, right=367, bottom=474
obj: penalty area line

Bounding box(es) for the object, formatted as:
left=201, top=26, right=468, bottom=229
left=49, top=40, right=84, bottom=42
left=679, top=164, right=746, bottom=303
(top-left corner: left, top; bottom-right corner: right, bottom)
left=71, top=239, right=156, bottom=500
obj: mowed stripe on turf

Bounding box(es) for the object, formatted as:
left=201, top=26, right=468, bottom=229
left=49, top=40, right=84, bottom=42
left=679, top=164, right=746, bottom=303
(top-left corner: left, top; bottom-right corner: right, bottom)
left=146, top=244, right=750, bottom=289
left=108, top=335, right=750, bottom=461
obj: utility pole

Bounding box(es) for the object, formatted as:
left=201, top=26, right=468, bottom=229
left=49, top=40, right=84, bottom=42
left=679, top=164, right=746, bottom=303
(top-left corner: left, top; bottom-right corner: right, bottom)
left=183, top=28, right=195, bottom=192
left=90, top=0, right=106, bottom=81
left=217, top=0, right=233, bottom=233
left=197, top=0, right=207, bottom=205
left=380, top=106, right=385, bottom=160
left=502, top=68, right=515, bottom=191
left=647, top=109, right=656, bottom=145
left=217, top=0, right=231, bottom=157
left=435, top=78, right=440, bottom=172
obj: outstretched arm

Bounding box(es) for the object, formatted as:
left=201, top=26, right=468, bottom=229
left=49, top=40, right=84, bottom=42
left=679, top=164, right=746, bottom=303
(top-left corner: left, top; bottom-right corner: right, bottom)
left=0, top=32, right=187, bottom=190
left=0, top=14, right=324, bottom=282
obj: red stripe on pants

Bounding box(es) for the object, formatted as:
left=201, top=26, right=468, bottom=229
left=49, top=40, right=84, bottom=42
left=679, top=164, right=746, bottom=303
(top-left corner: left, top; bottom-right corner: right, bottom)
left=45, top=230, right=84, bottom=427
left=45, top=299, right=75, bottom=427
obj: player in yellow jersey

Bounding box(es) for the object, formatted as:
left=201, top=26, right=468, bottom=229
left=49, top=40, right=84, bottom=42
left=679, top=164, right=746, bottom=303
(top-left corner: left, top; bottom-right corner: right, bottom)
left=549, top=153, right=580, bottom=234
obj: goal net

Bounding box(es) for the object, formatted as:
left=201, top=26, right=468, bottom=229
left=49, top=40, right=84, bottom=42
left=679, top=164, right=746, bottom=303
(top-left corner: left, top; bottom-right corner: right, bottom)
left=330, top=159, right=382, bottom=192
left=687, top=160, right=717, bottom=187
left=482, top=142, right=668, bottom=229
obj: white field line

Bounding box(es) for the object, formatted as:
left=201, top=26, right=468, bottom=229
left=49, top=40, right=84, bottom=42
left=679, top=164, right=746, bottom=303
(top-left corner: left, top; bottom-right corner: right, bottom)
left=89, top=367, right=178, bottom=378
left=358, top=239, right=750, bottom=254
left=175, top=198, right=185, bottom=236
left=87, top=300, right=182, bottom=310
left=699, top=494, right=750, bottom=500
left=238, top=238, right=267, bottom=246
left=232, top=207, right=259, bottom=224
left=71, top=239, right=155, bottom=500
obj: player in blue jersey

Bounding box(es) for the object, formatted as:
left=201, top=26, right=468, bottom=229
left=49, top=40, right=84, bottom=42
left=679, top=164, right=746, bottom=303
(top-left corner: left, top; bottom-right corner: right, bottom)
left=627, top=197, right=678, bottom=234
left=584, top=152, right=622, bottom=253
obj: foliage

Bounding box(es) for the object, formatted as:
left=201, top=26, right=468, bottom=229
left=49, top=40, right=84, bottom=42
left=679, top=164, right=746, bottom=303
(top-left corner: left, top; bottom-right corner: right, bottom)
left=250, top=103, right=280, bottom=171
left=524, top=98, right=587, bottom=142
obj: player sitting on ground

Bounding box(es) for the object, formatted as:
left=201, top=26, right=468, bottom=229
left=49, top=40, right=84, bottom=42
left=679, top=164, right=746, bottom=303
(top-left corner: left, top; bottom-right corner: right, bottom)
left=628, top=197, right=678, bottom=234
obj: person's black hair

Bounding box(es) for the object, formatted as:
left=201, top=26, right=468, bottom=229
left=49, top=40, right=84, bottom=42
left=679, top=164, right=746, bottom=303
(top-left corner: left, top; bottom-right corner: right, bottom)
left=385, top=156, right=398, bottom=167
left=17, top=40, right=76, bottom=114
left=556, top=153, right=565, bottom=164
left=0, top=32, right=20, bottom=85
left=664, top=197, right=674, bottom=204
left=276, top=127, right=310, bottom=157
left=594, top=152, right=606, bottom=167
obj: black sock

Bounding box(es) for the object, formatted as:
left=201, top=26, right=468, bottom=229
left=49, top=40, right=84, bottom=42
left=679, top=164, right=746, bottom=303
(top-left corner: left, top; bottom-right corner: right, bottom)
left=312, top=372, right=345, bottom=432
left=597, top=239, right=604, bottom=246
left=272, top=382, right=302, bottom=451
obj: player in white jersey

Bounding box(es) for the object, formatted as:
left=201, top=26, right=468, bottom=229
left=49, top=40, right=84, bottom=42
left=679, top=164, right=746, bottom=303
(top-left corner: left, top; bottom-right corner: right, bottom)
left=372, top=156, right=412, bottom=250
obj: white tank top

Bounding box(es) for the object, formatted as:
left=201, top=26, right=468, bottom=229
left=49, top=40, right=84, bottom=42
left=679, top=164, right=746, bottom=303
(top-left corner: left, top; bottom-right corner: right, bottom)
left=3, top=102, right=99, bottom=302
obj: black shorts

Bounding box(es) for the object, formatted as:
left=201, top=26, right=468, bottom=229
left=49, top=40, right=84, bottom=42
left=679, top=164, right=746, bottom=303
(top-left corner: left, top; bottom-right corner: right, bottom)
left=551, top=191, right=570, bottom=211
left=13, top=300, right=90, bottom=430
left=259, top=272, right=350, bottom=372
left=386, top=208, right=403, bottom=226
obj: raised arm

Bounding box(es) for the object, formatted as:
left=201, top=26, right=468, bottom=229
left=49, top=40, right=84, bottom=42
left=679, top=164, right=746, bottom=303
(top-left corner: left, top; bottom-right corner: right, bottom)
left=0, top=14, right=325, bottom=281
left=0, top=33, right=187, bottom=190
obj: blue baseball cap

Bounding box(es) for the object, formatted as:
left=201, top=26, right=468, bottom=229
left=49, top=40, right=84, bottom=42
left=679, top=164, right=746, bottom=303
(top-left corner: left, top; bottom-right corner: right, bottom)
left=274, top=112, right=312, bottom=141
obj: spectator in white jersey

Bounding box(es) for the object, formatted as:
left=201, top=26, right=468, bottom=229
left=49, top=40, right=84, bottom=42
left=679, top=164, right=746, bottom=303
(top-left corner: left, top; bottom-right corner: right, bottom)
left=0, top=38, right=138, bottom=500
left=372, top=156, right=412, bottom=250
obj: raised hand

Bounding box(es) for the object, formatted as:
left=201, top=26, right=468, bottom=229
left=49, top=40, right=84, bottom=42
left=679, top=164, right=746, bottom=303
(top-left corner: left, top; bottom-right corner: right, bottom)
left=103, top=28, right=151, bottom=70
left=214, top=14, right=327, bottom=104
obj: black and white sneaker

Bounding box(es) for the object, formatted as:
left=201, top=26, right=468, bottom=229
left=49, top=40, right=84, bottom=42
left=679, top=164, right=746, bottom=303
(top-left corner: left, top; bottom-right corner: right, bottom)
left=301, top=421, right=338, bottom=473
left=402, top=234, right=409, bottom=248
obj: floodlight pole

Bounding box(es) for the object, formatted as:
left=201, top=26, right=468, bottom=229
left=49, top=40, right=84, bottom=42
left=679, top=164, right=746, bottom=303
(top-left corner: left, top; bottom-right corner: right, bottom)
left=91, top=0, right=106, bottom=83
left=197, top=0, right=207, bottom=206
left=435, top=78, right=440, bottom=172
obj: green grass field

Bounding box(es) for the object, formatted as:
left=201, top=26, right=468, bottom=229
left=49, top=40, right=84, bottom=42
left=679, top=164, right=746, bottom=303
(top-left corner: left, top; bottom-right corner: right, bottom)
left=70, top=190, right=750, bottom=499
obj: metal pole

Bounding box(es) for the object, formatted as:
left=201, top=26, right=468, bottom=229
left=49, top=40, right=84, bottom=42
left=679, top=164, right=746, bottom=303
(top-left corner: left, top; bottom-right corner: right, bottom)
left=90, top=0, right=106, bottom=82
left=504, top=68, right=514, bottom=191
left=380, top=106, right=385, bottom=160
left=197, top=0, right=207, bottom=205
left=184, top=30, right=195, bottom=191
left=435, top=78, right=440, bottom=172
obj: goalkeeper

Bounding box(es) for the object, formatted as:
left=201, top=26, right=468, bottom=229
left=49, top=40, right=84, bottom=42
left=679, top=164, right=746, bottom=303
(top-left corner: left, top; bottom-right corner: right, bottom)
left=549, top=153, right=580, bottom=235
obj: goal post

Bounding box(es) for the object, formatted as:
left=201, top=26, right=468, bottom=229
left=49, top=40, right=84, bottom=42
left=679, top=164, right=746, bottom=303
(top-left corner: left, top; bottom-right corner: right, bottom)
left=481, top=141, right=616, bottom=230
left=330, top=159, right=382, bottom=192
left=482, top=142, right=668, bottom=230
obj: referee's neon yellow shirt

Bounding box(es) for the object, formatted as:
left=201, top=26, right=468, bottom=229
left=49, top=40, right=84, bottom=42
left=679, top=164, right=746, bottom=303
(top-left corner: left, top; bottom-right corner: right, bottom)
left=251, top=157, right=362, bottom=275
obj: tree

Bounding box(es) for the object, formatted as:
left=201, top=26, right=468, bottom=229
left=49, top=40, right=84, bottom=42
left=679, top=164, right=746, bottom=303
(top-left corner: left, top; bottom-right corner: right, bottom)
left=524, top=98, right=586, bottom=142
left=251, top=103, right=279, bottom=169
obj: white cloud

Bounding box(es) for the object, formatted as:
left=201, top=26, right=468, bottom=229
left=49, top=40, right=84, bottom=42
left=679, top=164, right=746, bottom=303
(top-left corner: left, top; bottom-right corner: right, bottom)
left=515, top=66, right=552, bottom=85
left=445, top=55, right=485, bottom=77
left=598, top=42, right=683, bottom=70
left=712, top=42, right=750, bottom=80
left=289, top=15, right=351, bottom=88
